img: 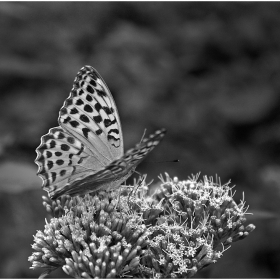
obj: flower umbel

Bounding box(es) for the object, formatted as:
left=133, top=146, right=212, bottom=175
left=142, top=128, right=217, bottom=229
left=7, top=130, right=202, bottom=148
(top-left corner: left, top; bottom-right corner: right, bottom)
left=140, top=174, right=255, bottom=278
left=29, top=174, right=255, bottom=278
left=29, top=191, right=147, bottom=278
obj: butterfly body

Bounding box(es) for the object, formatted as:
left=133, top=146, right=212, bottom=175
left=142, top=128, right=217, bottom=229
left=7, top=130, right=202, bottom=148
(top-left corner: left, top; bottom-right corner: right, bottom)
left=35, top=66, right=165, bottom=200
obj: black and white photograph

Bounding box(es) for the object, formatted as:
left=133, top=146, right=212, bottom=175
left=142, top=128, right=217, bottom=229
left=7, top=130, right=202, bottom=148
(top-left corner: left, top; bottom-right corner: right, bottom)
left=0, top=2, right=279, bottom=278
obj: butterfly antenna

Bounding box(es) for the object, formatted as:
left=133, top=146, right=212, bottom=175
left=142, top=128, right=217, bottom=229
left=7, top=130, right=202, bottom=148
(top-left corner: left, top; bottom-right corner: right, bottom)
left=114, top=187, right=123, bottom=210
left=147, top=159, right=180, bottom=163
left=134, top=170, right=142, bottom=176
left=140, top=128, right=147, bottom=143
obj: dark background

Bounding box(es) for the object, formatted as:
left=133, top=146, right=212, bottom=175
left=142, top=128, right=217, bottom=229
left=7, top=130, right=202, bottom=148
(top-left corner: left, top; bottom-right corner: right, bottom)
left=0, top=2, right=279, bottom=278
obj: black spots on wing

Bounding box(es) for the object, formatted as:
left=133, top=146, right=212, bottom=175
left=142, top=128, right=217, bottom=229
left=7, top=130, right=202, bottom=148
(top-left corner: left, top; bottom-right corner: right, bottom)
left=77, top=145, right=84, bottom=155
left=62, top=116, right=71, bottom=124
left=104, top=119, right=110, bottom=127
left=65, top=99, right=73, bottom=108
left=55, top=151, right=62, bottom=157
left=84, top=104, right=93, bottom=113
left=46, top=151, right=52, bottom=158
left=51, top=172, right=56, bottom=182
left=95, top=102, right=102, bottom=112
left=70, top=120, right=79, bottom=128
left=78, top=89, right=84, bottom=96
left=123, top=154, right=131, bottom=160
left=71, top=88, right=78, bottom=97
left=104, top=118, right=117, bottom=128
left=93, top=115, right=102, bottom=124
left=39, top=166, right=46, bottom=176
left=96, top=129, right=103, bottom=136
left=60, top=107, right=67, bottom=115
left=56, top=159, right=64, bottom=166
left=80, top=114, right=90, bottom=123
left=76, top=99, right=84, bottom=106
left=61, top=144, right=70, bottom=151
left=48, top=184, right=57, bottom=193
left=82, top=127, right=90, bottom=139
left=111, top=142, right=120, bottom=148
left=107, top=134, right=119, bottom=142
left=89, top=79, right=96, bottom=87
left=47, top=160, right=54, bottom=170
left=37, top=144, right=47, bottom=154
left=96, top=89, right=107, bottom=97
left=57, top=132, right=65, bottom=139
left=70, top=108, right=79, bottom=114
left=37, top=154, right=44, bottom=163
left=67, top=137, right=75, bottom=144
left=138, top=149, right=148, bottom=156
left=69, top=154, right=73, bottom=159
left=78, top=158, right=84, bottom=164
left=68, top=159, right=72, bottom=166
left=60, top=170, right=66, bottom=176
left=86, top=94, right=93, bottom=102
left=113, top=161, right=127, bottom=170
left=90, top=70, right=98, bottom=80
left=108, top=128, right=119, bottom=135
left=50, top=140, right=56, bottom=148
left=43, top=134, right=54, bottom=142
left=103, top=106, right=114, bottom=114
left=86, top=85, right=94, bottom=94
left=51, top=128, right=62, bottom=134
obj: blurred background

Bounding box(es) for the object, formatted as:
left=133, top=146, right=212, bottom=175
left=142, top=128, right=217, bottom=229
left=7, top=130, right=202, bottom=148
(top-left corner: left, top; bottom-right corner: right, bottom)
left=0, top=2, right=280, bottom=278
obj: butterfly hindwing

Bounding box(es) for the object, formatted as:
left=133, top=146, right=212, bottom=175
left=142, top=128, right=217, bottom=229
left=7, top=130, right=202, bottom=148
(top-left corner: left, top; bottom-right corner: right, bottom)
left=48, top=129, right=166, bottom=199
left=35, top=127, right=94, bottom=194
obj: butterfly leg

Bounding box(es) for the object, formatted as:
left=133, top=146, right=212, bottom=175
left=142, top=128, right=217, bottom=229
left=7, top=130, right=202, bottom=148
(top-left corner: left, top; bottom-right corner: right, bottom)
left=126, top=174, right=147, bottom=208
left=114, top=187, right=123, bottom=210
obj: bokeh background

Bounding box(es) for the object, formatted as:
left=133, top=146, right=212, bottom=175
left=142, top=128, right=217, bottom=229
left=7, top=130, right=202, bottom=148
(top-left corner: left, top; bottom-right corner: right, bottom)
left=0, top=2, right=280, bottom=278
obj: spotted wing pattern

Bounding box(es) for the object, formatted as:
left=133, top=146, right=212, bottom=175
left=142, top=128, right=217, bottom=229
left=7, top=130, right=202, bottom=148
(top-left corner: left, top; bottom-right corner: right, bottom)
left=48, top=129, right=166, bottom=199
left=35, top=65, right=165, bottom=200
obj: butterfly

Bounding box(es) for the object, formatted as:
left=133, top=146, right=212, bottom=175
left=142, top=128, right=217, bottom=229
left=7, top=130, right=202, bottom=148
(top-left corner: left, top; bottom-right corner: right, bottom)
left=35, top=66, right=166, bottom=200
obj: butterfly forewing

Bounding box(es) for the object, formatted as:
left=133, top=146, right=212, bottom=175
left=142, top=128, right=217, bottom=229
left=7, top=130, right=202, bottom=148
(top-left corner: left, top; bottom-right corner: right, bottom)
left=59, top=66, right=124, bottom=162
left=35, top=65, right=165, bottom=200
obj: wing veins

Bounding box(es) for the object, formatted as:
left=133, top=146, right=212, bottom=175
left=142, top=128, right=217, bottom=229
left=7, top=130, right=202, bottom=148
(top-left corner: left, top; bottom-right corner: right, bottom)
left=67, top=101, right=113, bottom=155
left=60, top=112, right=113, bottom=164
